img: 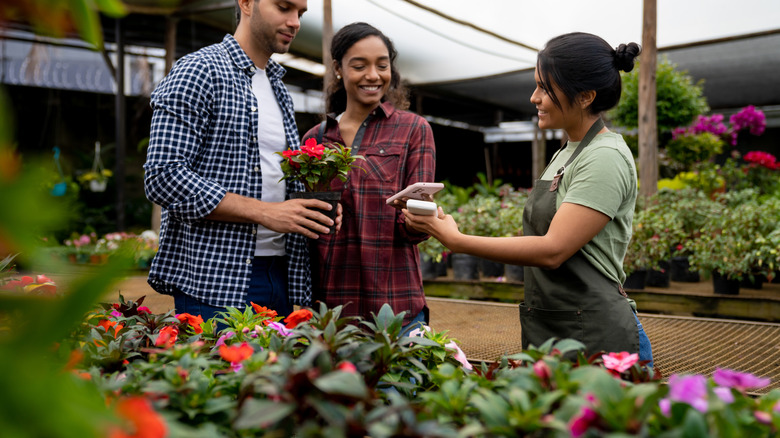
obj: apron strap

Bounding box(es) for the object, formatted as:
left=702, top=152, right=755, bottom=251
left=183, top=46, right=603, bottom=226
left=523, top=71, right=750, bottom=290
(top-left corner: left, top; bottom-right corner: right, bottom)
left=550, top=118, right=605, bottom=192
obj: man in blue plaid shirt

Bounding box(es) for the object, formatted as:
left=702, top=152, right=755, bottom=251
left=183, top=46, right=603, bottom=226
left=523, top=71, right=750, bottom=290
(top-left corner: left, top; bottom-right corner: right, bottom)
left=144, top=0, right=338, bottom=321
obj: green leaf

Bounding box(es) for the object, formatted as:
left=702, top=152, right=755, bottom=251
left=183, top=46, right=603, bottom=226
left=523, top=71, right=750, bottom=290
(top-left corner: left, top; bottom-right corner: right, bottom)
left=234, top=398, right=295, bottom=430
left=313, top=371, right=369, bottom=398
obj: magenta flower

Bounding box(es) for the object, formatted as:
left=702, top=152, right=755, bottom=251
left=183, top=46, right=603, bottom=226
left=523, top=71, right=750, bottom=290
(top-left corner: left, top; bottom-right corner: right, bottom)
left=660, top=374, right=709, bottom=415
left=214, top=331, right=235, bottom=348
left=569, top=406, right=598, bottom=437
left=729, top=105, right=766, bottom=145
left=602, top=351, right=639, bottom=374
left=712, top=368, right=770, bottom=391
left=713, top=386, right=734, bottom=404
left=533, top=360, right=551, bottom=380
left=267, top=321, right=292, bottom=337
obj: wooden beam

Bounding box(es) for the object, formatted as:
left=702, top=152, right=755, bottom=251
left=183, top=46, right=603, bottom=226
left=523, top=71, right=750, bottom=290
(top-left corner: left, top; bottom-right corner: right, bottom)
left=638, top=0, right=658, bottom=198
left=322, top=0, right=333, bottom=98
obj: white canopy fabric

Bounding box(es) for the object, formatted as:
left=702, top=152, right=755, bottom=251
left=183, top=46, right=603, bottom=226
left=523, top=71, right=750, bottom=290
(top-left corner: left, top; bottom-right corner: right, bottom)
left=290, top=0, right=780, bottom=85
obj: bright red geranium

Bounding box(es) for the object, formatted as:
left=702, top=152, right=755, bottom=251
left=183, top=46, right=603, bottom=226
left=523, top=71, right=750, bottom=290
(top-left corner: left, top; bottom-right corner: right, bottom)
left=282, top=149, right=301, bottom=168
left=284, top=309, right=313, bottom=328
left=301, top=137, right=325, bottom=159
left=155, top=326, right=178, bottom=348
left=176, top=312, right=204, bottom=334
left=109, top=396, right=167, bottom=438
left=250, top=302, right=278, bottom=326
left=743, top=150, right=778, bottom=170
left=219, top=342, right=254, bottom=363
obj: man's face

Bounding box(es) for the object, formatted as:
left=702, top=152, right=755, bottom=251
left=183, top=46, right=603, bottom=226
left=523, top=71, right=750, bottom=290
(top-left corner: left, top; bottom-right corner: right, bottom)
left=250, top=0, right=308, bottom=56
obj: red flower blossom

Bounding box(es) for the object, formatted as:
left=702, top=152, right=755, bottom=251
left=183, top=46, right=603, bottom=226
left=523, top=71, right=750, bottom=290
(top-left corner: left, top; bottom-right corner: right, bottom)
left=137, top=306, right=151, bottom=314
left=284, top=309, right=313, bottom=328
left=301, top=137, right=325, bottom=159
left=336, top=361, right=357, bottom=373
left=0, top=274, right=57, bottom=295
left=282, top=149, right=301, bottom=169
left=109, top=397, right=167, bottom=438
left=743, top=150, right=778, bottom=170
left=219, top=342, right=254, bottom=363
left=176, top=313, right=204, bottom=334
left=155, top=326, right=178, bottom=348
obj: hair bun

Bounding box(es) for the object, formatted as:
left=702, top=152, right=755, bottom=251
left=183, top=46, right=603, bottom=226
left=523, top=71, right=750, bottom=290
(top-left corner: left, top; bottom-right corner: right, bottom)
left=614, top=42, right=641, bottom=72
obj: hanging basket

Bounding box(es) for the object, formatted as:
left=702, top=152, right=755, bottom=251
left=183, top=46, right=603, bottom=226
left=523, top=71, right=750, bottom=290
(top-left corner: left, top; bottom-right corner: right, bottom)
left=89, top=179, right=107, bottom=192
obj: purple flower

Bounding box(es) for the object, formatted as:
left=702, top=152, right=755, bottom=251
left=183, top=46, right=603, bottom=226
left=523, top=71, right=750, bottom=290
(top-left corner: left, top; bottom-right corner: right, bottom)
left=110, top=310, right=123, bottom=318
left=713, top=386, right=734, bottom=404
left=712, top=368, right=770, bottom=391
left=267, top=321, right=292, bottom=337
left=215, top=331, right=235, bottom=348
left=660, top=374, right=709, bottom=414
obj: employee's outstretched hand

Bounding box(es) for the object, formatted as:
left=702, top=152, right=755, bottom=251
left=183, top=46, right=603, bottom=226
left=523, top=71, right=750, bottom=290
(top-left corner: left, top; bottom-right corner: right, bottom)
left=402, top=206, right=460, bottom=248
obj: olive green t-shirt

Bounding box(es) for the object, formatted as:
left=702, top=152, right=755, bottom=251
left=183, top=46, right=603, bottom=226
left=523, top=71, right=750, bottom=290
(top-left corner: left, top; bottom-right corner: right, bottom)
left=540, top=132, right=637, bottom=284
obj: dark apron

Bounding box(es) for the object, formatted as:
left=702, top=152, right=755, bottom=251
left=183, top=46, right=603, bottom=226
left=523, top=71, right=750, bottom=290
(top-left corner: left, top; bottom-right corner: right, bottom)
left=519, top=119, right=639, bottom=356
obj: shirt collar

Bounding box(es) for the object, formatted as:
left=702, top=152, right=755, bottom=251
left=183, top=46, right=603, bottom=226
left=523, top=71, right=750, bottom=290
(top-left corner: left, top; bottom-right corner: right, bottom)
left=221, top=34, right=286, bottom=80
left=325, top=101, right=396, bottom=124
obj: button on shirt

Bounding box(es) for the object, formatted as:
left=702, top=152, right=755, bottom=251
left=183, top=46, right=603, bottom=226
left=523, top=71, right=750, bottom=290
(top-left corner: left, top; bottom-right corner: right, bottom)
left=144, top=34, right=312, bottom=308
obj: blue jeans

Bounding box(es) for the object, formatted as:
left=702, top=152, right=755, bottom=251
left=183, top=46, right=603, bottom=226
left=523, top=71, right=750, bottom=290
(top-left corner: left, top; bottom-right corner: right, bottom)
left=635, top=313, right=654, bottom=368
left=173, top=256, right=291, bottom=325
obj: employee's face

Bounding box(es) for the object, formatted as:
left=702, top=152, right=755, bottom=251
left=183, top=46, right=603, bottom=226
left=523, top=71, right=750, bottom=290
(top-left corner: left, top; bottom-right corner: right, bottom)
left=251, top=0, right=308, bottom=56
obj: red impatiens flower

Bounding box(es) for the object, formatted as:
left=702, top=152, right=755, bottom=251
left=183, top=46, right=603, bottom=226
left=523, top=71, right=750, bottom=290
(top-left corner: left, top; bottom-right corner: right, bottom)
left=250, top=302, right=278, bottom=326
left=176, top=313, right=204, bottom=334
left=155, top=326, right=178, bottom=348
left=743, top=150, right=778, bottom=170
left=284, top=309, right=313, bottom=328
left=282, top=149, right=301, bottom=169
left=219, top=342, right=254, bottom=364
left=301, top=137, right=325, bottom=159
left=109, top=396, right=167, bottom=438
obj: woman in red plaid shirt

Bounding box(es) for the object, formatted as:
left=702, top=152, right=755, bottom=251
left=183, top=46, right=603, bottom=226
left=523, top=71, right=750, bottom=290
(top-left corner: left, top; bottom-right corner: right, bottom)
left=302, top=22, right=436, bottom=332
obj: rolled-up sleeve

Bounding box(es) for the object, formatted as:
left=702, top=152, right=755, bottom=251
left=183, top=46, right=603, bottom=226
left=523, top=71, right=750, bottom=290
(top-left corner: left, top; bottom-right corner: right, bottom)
left=144, top=56, right=227, bottom=223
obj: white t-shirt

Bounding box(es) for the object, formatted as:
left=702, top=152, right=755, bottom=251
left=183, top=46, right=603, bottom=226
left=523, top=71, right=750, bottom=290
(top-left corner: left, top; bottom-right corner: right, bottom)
left=252, top=68, right=286, bottom=256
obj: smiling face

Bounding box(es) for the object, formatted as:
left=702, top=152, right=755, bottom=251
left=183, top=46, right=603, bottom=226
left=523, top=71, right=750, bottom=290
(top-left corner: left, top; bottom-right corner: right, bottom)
left=335, top=35, right=392, bottom=112
left=529, top=67, right=574, bottom=132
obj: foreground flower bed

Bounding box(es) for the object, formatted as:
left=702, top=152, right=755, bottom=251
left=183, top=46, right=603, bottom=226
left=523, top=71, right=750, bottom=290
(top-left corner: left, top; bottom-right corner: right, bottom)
left=1, top=276, right=777, bottom=438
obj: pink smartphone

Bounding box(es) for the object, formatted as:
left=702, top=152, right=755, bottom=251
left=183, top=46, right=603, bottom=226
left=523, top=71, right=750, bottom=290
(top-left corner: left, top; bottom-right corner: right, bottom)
left=386, top=182, right=444, bottom=204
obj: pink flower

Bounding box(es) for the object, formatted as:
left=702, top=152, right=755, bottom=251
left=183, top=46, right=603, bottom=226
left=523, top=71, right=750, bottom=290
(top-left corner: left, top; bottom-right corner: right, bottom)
left=712, top=368, right=770, bottom=391
left=660, top=374, right=708, bottom=415
left=267, top=321, right=292, bottom=337
left=533, top=360, right=551, bottom=380
left=713, top=386, right=734, bottom=404
left=137, top=306, right=151, bottom=314
left=215, top=331, right=235, bottom=347
left=754, top=410, right=772, bottom=425
left=569, top=406, right=598, bottom=437
left=602, top=351, right=639, bottom=374
left=444, top=340, right=473, bottom=371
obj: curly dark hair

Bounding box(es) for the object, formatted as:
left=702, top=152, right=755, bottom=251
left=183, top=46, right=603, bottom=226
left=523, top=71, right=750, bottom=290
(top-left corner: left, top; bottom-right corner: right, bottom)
left=325, top=22, right=409, bottom=114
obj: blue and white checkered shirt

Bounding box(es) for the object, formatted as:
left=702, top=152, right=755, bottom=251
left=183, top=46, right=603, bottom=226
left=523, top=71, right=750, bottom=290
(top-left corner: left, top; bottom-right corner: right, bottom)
left=144, top=34, right=312, bottom=308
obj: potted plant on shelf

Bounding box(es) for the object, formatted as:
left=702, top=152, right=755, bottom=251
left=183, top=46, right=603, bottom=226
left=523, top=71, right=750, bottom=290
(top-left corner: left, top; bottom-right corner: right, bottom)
left=686, top=191, right=776, bottom=294
left=276, top=138, right=364, bottom=233
left=625, top=203, right=685, bottom=288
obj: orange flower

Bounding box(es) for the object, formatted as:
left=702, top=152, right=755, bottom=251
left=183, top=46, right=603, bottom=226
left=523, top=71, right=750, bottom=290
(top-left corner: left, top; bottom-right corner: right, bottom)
left=176, top=313, right=204, bottom=334
left=65, top=349, right=84, bottom=371
left=219, top=342, right=254, bottom=363
left=98, top=320, right=124, bottom=338
left=154, top=326, right=178, bottom=348
left=250, top=302, right=278, bottom=325
left=284, top=309, right=313, bottom=328
left=109, top=396, right=167, bottom=438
